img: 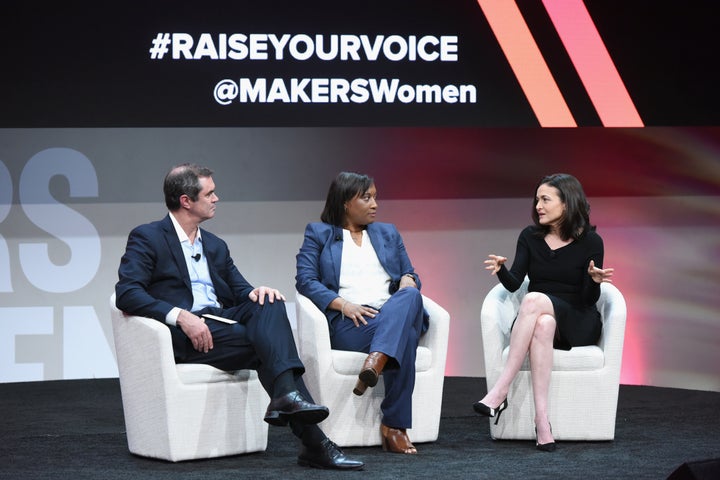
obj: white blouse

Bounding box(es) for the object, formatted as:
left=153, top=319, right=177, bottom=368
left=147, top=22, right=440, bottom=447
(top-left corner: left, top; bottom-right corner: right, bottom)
left=338, top=229, right=392, bottom=309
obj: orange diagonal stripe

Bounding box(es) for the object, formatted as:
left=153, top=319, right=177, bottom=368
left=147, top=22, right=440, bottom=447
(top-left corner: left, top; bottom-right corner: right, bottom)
left=477, top=0, right=576, bottom=127
left=542, top=0, right=644, bottom=127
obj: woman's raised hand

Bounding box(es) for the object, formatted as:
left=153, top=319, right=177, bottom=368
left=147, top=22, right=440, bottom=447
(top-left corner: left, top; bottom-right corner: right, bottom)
left=588, top=260, right=614, bottom=284
left=484, top=254, right=507, bottom=275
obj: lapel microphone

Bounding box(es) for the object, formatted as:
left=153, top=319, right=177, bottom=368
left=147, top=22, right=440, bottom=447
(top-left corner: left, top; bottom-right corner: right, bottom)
left=192, top=253, right=201, bottom=261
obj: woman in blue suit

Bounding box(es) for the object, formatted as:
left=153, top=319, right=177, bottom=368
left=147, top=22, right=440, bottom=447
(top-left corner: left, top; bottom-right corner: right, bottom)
left=296, top=172, right=426, bottom=455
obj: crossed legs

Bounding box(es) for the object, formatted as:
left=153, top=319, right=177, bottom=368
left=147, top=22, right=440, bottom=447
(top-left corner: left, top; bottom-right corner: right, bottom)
left=479, top=292, right=556, bottom=445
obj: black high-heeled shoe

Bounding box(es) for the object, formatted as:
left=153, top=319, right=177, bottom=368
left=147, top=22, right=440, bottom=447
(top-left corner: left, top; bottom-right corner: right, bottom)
left=473, top=398, right=508, bottom=425
left=535, top=424, right=556, bottom=452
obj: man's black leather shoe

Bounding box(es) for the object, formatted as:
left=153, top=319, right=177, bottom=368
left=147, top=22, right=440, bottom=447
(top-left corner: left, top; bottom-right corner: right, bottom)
left=298, top=438, right=364, bottom=470
left=264, top=390, right=329, bottom=426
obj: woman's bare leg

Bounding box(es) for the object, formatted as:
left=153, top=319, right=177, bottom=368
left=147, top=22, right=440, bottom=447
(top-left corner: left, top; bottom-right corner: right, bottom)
left=480, top=292, right=555, bottom=408
left=529, top=314, right=556, bottom=445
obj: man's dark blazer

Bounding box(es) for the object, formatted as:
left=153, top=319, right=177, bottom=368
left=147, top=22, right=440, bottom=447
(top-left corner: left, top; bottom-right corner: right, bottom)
left=295, top=221, right=426, bottom=335
left=115, top=214, right=254, bottom=342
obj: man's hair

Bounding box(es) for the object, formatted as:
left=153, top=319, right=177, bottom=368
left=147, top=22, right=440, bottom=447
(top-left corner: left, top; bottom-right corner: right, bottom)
left=320, top=172, right=374, bottom=226
left=163, top=163, right=214, bottom=211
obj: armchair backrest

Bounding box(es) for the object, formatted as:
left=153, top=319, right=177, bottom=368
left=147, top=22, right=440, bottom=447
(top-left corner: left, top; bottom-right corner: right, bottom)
left=481, top=279, right=627, bottom=375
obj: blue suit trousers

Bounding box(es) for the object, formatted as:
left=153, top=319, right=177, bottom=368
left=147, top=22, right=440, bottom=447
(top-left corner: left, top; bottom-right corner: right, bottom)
left=330, top=287, right=425, bottom=429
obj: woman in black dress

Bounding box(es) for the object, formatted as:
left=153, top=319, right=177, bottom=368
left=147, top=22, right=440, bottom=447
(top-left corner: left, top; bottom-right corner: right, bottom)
left=473, top=173, right=614, bottom=451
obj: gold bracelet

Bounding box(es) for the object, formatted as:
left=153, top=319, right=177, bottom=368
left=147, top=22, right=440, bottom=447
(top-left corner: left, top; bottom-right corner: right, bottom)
left=341, top=299, right=348, bottom=319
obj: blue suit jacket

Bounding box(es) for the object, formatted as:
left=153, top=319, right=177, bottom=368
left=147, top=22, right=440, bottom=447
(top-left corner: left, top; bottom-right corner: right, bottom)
left=115, top=214, right=254, bottom=325
left=295, top=221, right=426, bottom=334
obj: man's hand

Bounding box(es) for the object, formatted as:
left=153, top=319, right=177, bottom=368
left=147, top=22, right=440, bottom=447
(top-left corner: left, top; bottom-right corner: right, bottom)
left=249, top=286, right=286, bottom=305
left=177, top=310, right=213, bottom=353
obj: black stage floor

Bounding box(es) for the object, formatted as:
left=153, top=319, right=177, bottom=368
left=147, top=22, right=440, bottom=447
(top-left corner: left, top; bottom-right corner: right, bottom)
left=2, top=377, right=719, bottom=480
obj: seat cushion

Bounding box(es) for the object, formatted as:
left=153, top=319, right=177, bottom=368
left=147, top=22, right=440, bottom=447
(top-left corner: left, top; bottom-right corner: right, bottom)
left=502, top=345, right=605, bottom=371
left=176, top=364, right=255, bottom=384
left=330, top=346, right=432, bottom=376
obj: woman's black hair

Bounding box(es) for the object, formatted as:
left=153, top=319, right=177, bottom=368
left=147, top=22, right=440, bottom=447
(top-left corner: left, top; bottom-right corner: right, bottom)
left=531, top=173, right=595, bottom=240
left=320, top=172, right=374, bottom=226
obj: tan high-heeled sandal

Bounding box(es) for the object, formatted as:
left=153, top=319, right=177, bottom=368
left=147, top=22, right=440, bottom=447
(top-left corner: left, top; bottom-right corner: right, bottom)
left=381, top=424, right=417, bottom=454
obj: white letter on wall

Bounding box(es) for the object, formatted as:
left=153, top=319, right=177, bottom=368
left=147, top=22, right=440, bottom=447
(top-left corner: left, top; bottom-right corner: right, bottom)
left=0, top=161, right=12, bottom=292
left=0, top=307, right=53, bottom=382
left=63, top=306, right=118, bottom=379
left=19, top=148, right=101, bottom=292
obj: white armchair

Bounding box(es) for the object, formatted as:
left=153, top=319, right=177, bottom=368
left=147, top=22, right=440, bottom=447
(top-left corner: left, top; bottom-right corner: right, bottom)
left=110, top=294, right=269, bottom=461
left=295, top=292, right=450, bottom=447
left=480, top=280, right=626, bottom=441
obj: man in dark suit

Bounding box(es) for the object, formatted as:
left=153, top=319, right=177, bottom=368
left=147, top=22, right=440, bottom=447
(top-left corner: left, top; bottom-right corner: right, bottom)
left=115, top=163, right=363, bottom=470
